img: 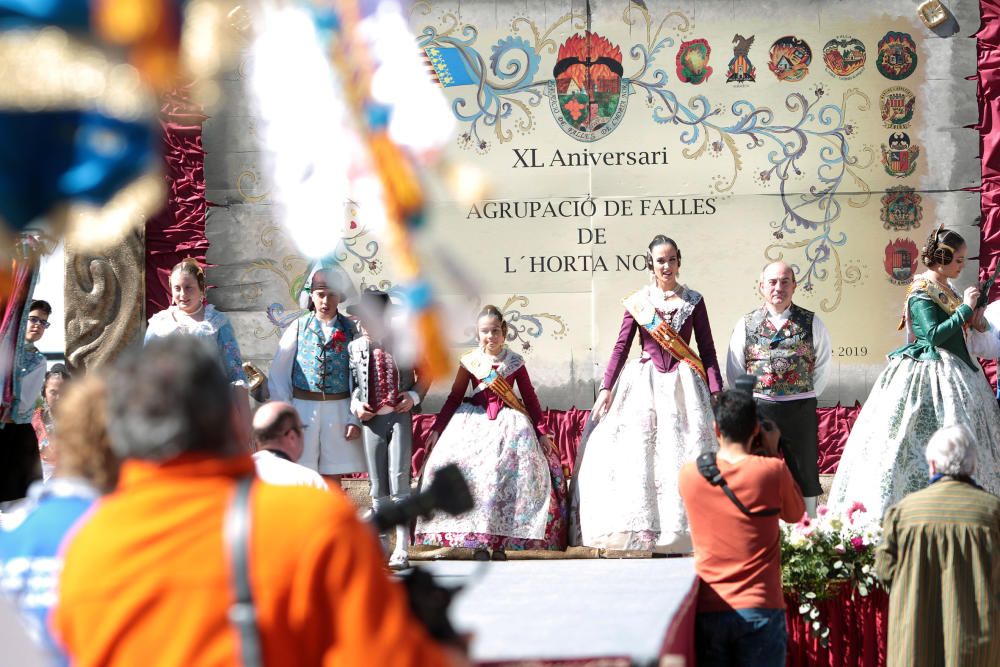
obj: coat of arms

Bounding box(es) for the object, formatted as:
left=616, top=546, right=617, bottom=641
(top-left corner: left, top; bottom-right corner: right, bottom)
left=676, top=38, right=713, bottom=85
left=881, top=132, right=919, bottom=177
left=547, top=32, right=628, bottom=141
left=768, top=36, right=812, bottom=82
left=884, top=239, right=919, bottom=285
left=726, top=34, right=756, bottom=84
left=822, top=36, right=866, bottom=79
left=879, top=87, right=915, bottom=129
left=876, top=31, right=918, bottom=80
left=880, top=186, right=923, bottom=231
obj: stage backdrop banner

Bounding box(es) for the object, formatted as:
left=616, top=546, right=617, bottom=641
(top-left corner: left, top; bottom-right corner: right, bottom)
left=200, top=0, right=980, bottom=411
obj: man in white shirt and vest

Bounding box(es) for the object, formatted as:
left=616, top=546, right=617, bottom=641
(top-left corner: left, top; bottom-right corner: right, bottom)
left=726, top=262, right=832, bottom=516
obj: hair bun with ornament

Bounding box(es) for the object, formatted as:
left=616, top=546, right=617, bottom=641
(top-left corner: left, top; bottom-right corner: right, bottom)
left=920, top=225, right=964, bottom=268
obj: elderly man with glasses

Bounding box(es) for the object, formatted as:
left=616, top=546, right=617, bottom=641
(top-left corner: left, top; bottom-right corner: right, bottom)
left=251, top=401, right=329, bottom=491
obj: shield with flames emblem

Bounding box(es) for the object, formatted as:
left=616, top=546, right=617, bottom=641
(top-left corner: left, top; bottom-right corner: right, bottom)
left=548, top=32, right=628, bottom=141
left=884, top=239, right=919, bottom=284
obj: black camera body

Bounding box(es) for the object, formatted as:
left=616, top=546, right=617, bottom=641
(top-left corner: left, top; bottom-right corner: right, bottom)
left=370, top=464, right=473, bottom=645
left=732, top=374, right=781, bottom=457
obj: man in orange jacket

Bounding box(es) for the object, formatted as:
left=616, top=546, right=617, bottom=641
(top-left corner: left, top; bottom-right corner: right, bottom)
left=54, top=336, right=468, bottom=667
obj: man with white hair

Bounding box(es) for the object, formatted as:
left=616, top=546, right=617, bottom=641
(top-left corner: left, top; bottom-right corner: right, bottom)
left=875, top=425, right=1000, bottom=666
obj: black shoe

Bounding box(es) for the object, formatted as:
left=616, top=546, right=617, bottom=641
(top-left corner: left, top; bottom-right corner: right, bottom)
left=473, top=547, right=490, bottom=561
left=491, top=547, right=507, bottom=561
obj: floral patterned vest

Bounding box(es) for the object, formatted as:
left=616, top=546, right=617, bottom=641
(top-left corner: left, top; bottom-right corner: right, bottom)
left=291, top=313, right=353, bottom=394
left=743, top=304, right=816, bottom=397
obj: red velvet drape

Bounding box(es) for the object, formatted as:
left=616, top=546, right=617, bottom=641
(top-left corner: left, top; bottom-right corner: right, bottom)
left=144, top=86, right=209, bottom=317
left=785, top=587, right=889, bottom=667
left=410, top=406, right=860, bottom=478
left=0, top=248, right=39, bottom=420
left=979, top=0, right=1000, bottom=392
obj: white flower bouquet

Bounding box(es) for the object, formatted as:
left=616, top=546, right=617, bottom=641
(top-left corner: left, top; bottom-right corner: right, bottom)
left=780, top=502, right=883, bottom=644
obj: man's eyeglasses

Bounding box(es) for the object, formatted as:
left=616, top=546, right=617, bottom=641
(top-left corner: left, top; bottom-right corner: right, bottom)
left=27, top=316, right=51, bottom=329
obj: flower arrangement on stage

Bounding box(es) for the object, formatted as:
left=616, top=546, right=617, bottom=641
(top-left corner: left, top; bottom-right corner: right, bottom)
left=780, top=502, right=883, bottom=644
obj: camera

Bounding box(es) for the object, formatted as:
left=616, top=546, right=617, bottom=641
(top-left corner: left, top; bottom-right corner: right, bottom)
left=370, top=464, right=473, bottom=644
left=731, top=374, right=781, bottom=457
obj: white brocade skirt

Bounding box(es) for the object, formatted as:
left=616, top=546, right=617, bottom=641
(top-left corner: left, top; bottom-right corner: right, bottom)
left=570, top=359, right=717, bottom=553
left=828, top=351, right=1000, bottom=517
left=414, top=404, right=566, bottom=550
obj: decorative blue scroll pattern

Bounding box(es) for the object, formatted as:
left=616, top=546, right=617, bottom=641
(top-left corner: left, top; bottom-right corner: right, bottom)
left=242, top=201, right=386, bottom=338
left=460, top=295, right=568, bottom=353
left=413, top=3, right=873, bottom=311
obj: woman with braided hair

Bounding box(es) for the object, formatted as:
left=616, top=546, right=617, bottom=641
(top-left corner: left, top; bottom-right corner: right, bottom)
left=414, top=305, right=567, bottom=559
left=570, top=235, right=723, bottom=554
left=829, top=226, right=1000, bottom=515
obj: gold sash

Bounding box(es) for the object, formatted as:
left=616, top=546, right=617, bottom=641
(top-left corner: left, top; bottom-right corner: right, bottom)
left=898, top=276, right=964, bottom=331
left=460, top=350, right=529, bottom=415
left=622, top=289, right=708, bottom=383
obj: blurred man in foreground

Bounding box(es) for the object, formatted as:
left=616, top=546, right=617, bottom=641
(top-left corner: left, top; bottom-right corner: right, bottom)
left=54, top=336, right=466, bottom=667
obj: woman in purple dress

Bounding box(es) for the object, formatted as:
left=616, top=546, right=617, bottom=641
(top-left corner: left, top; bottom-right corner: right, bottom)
left=571, top=235, right=723, bottom=553
left=415, top=305, right=567, bottom=559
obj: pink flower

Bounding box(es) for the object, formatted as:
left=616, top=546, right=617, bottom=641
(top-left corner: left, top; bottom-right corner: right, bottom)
left=850, top=536, right=866, bottom=552
left=817, top=505, right=830, bottom=517
left=796, top=512, right=811, bottom=528
left=846, top=501, right=867, bottom=524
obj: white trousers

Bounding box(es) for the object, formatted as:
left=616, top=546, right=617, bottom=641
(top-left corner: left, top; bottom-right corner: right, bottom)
left=292, top=397, right=365, bottom=475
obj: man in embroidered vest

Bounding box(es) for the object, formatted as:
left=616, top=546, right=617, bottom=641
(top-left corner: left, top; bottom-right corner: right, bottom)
left=726, top=262, right=831, bottom=516
left=1, top=300, right=50, bottom=503
left=348, top=290, right=427, bottom=570
left=268, top=268, right=363, bottom=486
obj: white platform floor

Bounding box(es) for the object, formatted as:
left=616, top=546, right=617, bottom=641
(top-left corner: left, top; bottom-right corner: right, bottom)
left=417, top=559, right=698, bottom=666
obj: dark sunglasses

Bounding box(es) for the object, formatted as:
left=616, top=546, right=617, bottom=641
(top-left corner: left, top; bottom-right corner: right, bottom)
left=28, top=316, right=51, bottom=329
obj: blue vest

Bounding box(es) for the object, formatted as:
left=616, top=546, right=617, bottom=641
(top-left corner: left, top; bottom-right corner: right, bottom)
left=291, top=313, right=354, bottom=394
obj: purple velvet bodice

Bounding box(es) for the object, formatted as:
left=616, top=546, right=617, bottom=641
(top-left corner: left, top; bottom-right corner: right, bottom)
left=431, top=364, right=550, bottom=437
left=601, top=297, right=723, bottom=393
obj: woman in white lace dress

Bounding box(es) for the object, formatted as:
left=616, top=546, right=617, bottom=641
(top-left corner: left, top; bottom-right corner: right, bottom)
left=571, top=235, right=723, bottom=553
left=829, top=227, right=1000, bottom=516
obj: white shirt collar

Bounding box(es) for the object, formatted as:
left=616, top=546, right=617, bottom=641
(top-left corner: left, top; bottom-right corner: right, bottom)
left=765, top=304, right=793, bottom=321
